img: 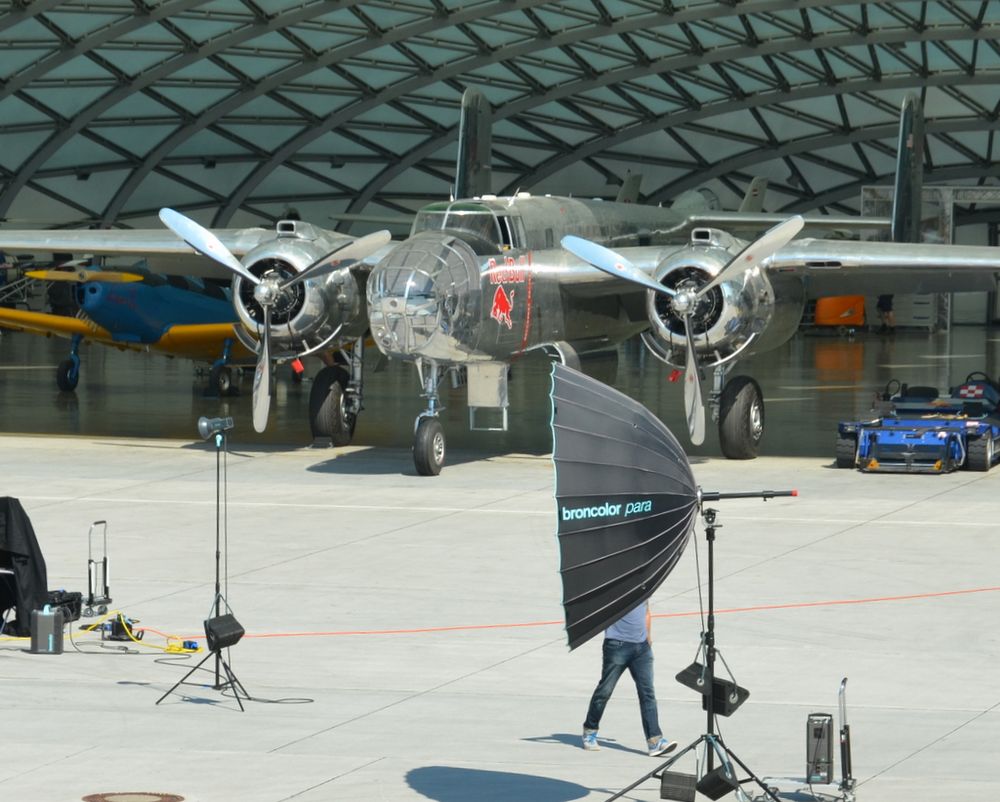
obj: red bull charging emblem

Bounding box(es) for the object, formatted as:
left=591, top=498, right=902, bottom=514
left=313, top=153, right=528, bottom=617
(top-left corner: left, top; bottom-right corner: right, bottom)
left=490, top=286, right=514, bottom=329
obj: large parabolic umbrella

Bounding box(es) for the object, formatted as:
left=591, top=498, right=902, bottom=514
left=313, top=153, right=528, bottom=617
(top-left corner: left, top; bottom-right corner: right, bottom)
left=551, top=364, right=700, bottom=650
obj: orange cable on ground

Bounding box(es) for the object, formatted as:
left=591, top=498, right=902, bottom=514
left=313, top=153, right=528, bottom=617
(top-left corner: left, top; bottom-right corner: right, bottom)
left=135, top=584, right=1000, bottom=642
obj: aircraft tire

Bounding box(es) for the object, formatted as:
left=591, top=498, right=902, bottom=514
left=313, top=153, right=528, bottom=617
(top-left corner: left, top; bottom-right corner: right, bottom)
left=56, top=358, right=79, bottom=392
left=309, top=366, right=355, bottom=446
left=966, top=432, right=993, bottom=472
left=413, top=417, right=445, bottom=476
left=835, top=436, right=857, bottom=469
left=209, top=364, right=232, bottom=396
left=719, top=375, right=764, bottom=460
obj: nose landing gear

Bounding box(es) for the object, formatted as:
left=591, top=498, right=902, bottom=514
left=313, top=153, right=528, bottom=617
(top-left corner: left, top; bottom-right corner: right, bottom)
left=412, top=358, right=447, bottom=476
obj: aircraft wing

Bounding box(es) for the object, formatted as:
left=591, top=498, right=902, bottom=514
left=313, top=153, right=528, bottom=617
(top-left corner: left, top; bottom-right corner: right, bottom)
left=770, top=238, right=1000, bottom=297
left=676, top=212, right=891, bottom=238
left=0, top=227, right=271, bottom=278
left=155, top=323, right=255, bottom=362
left=0, top=309, right=256, bottom=364
left=0, top=307, right=116, bottom=344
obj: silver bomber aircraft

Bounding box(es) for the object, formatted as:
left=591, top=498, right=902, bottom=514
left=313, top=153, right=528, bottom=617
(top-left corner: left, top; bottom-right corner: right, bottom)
left=367, top=204, right=1000, bottom=475
left=365, top=94, right=995, bottom=475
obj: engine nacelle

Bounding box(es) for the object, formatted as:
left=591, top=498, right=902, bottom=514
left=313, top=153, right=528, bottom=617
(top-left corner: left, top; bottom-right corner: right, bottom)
left=644, top=228, right=804, bottom=369
left=231, top=221, right=366, bottom=355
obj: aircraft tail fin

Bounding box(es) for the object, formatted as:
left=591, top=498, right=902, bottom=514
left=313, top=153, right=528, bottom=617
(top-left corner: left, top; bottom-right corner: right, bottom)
left=454, top=88, right=492, bottom=199
left=615, top=172, right=642, bottom=203
left=738, top=177, right=768, bottom=212
left=891, top=94, right=924, bottom=243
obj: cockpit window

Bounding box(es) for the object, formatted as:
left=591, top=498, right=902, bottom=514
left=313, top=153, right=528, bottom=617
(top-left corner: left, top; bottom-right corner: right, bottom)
left=411, top=202, right=502, bottom=252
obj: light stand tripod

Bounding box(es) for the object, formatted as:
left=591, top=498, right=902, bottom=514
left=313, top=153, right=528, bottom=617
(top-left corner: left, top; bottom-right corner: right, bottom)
left=156, top=417, right=249, bottom=710
left=608, top=490, right=795, bottom=802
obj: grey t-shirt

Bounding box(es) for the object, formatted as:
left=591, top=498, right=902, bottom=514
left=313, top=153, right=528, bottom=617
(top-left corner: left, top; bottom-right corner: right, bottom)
left=605, top=601, right=648, bottom=643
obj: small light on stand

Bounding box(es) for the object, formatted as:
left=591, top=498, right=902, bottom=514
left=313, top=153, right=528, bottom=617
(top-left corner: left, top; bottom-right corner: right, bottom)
left=198, top=415, right=233, bottom=441
left=156, top=415, right=250, bottom=710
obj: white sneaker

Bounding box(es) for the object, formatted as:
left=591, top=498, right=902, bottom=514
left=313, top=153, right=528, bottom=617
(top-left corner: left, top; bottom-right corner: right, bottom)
left=648, top=736, right=678, bottom=757
left=582, top=729, right=600, bottom=751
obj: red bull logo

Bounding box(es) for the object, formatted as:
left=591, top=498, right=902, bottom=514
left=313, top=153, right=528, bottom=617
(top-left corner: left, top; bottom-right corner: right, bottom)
left=491, top=286, right=514, bottom=329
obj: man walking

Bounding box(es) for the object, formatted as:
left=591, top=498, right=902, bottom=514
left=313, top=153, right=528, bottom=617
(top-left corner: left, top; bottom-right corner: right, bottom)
left=582, top=599, right=677, bottom=756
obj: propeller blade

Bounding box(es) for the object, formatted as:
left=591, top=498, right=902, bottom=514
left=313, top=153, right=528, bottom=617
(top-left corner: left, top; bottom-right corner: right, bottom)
left=251, top=305, right=272, bottom=433
left=696, top=215, right=804, bottom=298
left=683, top=322, right=706, bottom=446
left=26, top=269, right=143, bottom=283
left=561, top=235, right=675, bottom=296
left=159, top=208, right=260, bottom=285
left=281, top=229, right=392, bottom=291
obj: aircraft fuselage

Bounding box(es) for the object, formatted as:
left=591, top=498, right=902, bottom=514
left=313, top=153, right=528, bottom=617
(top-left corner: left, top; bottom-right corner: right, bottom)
left=368, top=195, right=695, bottom=363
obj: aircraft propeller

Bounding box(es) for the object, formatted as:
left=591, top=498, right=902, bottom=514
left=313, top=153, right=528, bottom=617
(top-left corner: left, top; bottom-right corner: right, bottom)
left=562, top=215, right=803, bottom=446
left=158, top=207, right=390, bottom=433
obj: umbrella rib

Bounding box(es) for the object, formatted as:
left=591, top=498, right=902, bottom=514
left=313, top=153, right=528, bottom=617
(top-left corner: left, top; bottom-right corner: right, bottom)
left=552, top=387, right=679, bottom=441
left=560, top=516, right=697, bottom=605
left=552, top=392, right=681, bottom=452
left=554, top=454, right=695, bottom=486
left=567, top=553, right=683, bottom=642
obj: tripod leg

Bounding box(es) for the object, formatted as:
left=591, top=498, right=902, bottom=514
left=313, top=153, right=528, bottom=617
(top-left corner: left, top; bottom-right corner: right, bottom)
left=606, top=736, right=704, bottom=801
left=721, top=743, right=780, bottom=802
left=218, top=658, right=248, bottom=712
left=155, top=651, right=213, bottom=705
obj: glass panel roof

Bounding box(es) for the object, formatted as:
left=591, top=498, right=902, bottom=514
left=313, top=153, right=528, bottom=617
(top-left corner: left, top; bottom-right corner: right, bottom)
left=1, top=0, right=999, bottom=233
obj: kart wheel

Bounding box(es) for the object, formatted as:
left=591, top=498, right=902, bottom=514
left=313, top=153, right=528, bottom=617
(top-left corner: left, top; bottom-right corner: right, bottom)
left=208, top=364, right=232, bottom=396
left=56, top=358, right=79, bottom=392
left=719, top=376, right=764, bottom=460
left=309, top=366, right=355, bottom=446
left=414, top=416, right=445, bottom=476
left=835, top=436, right=857, bottom=469
left=967, top=432, right=993, bottom=472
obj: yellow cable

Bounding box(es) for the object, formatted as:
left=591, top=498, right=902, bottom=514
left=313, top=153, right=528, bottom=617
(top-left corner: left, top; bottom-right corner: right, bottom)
left=3, top=609, right=199, bottom=653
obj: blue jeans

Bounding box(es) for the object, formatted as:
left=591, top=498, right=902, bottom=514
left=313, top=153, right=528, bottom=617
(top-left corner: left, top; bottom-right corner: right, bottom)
left=583, top=638, right=661, bottom=741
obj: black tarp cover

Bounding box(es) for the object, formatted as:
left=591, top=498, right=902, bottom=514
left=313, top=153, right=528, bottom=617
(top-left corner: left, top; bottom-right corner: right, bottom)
left=551, top=364, right=699, bottom=650
left=0, top=497, right=49, bottom=636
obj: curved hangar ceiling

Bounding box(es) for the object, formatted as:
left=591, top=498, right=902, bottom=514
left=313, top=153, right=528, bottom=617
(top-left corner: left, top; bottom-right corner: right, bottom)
left=2, top=0, right=1000, bottom=233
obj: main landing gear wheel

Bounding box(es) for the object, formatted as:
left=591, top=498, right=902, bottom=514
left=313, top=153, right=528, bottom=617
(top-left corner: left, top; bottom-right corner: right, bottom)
left=835, top=436, right=857, bottom=469
left=719, top=375, right=764, bottom=460
left=309, top=366, right=355, bottom=446
left=413, top=416, right=445, bottom=476
left=967, top=432, right=994, bottom=472
left=56, top=358, right=79, bottom=392
left=208, top=364, right=233, bottom=397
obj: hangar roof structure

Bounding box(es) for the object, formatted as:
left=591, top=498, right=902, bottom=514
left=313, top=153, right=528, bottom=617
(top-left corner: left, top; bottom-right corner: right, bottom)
left=2, top=0, right=1000, bottom=234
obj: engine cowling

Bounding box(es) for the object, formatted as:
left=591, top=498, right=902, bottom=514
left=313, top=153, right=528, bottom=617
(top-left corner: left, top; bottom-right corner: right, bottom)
left=231, top=223, right=367, bottom=355
left=643, top=228, right=805, bottom=369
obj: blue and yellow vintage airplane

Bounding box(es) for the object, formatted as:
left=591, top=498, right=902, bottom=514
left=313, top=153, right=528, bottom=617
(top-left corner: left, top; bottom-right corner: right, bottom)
left=0, top=263, right=254, bottom=394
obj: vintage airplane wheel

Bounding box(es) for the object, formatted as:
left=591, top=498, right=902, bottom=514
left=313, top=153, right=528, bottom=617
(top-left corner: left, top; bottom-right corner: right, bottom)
left=56, top=358, right=79, bottom=392
left=967, top=432, right=994, bottom=472
left=719, top=375, right=764, bottom=460
left=309, top=366, right=355, bottom=446
left=208, top=364, right=233, bottom=396
left=835, top=436, right=857, bottom=468
left=413, top=416, right=446, bottom=476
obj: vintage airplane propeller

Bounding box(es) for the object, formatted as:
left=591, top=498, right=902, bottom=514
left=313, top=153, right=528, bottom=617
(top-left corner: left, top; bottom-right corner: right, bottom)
left=562, top=215, right=804, bottom=446
left=158, top=207, right=390, bottom=432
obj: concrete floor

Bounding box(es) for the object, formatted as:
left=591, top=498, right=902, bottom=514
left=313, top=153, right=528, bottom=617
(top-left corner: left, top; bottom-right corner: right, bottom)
left=1, top=327, right=999, bottom=801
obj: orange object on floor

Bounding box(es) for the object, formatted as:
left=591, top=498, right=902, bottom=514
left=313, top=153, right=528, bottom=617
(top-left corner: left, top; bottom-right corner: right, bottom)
left=814, top=296, right=866, bottom=327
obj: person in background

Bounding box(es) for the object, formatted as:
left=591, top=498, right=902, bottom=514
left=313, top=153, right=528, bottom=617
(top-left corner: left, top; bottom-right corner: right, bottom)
left=876, top=295, right=896, bottom=334
left=582, top=599, right=678, bottom=757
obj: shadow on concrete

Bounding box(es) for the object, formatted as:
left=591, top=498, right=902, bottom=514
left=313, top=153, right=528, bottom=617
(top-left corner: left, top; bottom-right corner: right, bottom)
left=304, top=447, right=518, bottom=475
left=406, top=766, right=590, bottom=802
